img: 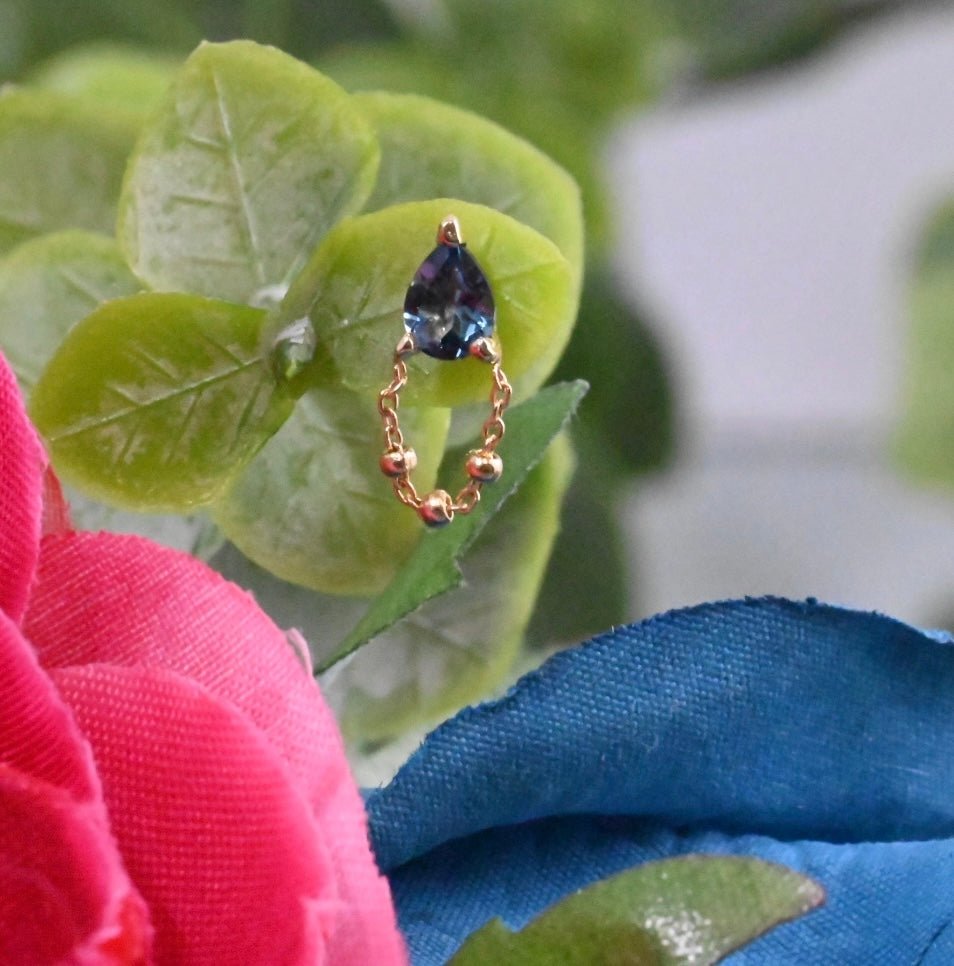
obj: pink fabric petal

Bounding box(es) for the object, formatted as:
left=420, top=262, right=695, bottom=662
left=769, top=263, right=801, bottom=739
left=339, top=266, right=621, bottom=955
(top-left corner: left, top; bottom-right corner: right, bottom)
left=41, top=465, right=72, bottom=536
left=0, top=609, right=98, bottom=803
left=27, top=532, right=406, bottom=964
left=52, top=664, right=339, bottom=965
left=0, top=763, right=150, bottom=966
left=0, top=352, right=44, bottom=622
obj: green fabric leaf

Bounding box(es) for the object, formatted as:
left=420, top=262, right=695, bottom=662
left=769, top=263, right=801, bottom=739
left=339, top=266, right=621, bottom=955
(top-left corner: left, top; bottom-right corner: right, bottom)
left=283, top=199, right=577, bottom=408
left=213, top=387, right=449, bottom=597
left=895, top=199, right=954, bottom=487
left=0, top=230, right=140, bottom=394
left=30, top=292, right=293, bottom=510
left=449, top=855, right=824, bottom=966
left=28, top=43, right=178, bottom=117
left=354, top=91, right=583, bottom=288
left=326, top=434, right=573, bottom=747
left=0, top=89, right=137, bottom=254
left=318, top=380, right=587, bottom=670
left=118, top=40, right=379, bottom=303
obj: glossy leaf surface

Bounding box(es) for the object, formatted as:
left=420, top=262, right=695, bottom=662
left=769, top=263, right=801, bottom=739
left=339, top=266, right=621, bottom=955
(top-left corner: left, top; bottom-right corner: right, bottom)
left=449, top=855, right=823, bottom=966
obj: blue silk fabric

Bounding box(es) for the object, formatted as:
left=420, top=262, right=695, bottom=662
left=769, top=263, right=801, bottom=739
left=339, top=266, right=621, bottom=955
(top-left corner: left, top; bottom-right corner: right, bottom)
left=367, top=597, right=954, bottom=964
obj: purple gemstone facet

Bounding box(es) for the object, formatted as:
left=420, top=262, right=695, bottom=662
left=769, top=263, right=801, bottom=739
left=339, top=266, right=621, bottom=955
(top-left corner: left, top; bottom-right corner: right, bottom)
left=403, top=242, right=495, bottom=360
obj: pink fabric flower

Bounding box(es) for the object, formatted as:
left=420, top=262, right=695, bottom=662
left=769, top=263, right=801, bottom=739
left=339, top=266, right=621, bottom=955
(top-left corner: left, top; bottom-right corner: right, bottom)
left=0, top=352, right=406, bottom=965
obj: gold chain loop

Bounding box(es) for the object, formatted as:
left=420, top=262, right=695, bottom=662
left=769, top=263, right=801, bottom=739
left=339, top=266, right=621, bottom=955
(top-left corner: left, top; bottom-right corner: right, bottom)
left=377, top=335, right=511, bottom=527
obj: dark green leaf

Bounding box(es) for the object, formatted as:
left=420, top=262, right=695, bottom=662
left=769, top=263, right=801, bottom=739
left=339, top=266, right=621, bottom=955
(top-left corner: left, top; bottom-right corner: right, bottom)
left=450, top=855, right=824, bottom=966
left=118, top=40, right=379, bottom=303
left=318, top=380, right=587, bottom=670
left=554, top=271, right=676, bottom=480
left=30, top=292, right=293, bottom=510
left=526, top=468, right=629, bottom=650
left=326, top=436, right=573, bottom=746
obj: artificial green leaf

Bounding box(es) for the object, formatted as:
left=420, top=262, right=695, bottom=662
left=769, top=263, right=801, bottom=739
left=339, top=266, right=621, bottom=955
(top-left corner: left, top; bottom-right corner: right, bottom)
left=450, top=855, right=824, bottom=966
left=30, top=292, right=293, bottom=510
left=213, top=387, right=449, bottom=597
left=895, top=199, right=954, bottom=488
left=319, top=380, right=587, bottom=670
left=0, top=89, right=137, bottom=253
left=118, top=40, right=379, bottom=304
left=526, top=468, right=629, bottom=650
left=326, top=434, right=573, bottom=747
left=29, top=43, right=178, bottom=117
left=354, top=91, right=584, bottom=287
left=554, top=270, right=675, bottom=480
left=0, top=230, right=140, bottom=394
left=283, top=199, right=577, bottom=408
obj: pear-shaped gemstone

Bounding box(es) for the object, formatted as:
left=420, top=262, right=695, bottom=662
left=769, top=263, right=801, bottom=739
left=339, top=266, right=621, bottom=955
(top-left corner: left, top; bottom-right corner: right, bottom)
left=403, top=241, right=495, bottom=360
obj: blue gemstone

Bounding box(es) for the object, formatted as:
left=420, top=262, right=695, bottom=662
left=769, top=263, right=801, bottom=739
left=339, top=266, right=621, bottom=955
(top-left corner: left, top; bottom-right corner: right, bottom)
left=404, top=242, right=495, bottom=360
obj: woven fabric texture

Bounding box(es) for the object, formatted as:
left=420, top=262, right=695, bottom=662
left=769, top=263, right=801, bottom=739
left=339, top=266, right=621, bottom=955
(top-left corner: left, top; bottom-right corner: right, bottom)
left=0, top=350, right=406, bottom=965
left=369, top=597, right=954, bottom=964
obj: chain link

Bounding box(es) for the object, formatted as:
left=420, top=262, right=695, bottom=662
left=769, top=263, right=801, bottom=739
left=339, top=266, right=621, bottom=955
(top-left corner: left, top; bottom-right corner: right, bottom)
left=377, top=339, right=511, bottom=525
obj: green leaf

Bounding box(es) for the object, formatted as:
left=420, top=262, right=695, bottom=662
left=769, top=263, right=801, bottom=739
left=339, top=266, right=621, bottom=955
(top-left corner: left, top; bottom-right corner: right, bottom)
left=318, top=380, right=587, bottom=670
left=354, top=91, right=584, bottom=288
left=0, top=230, right=140, bottom=394
left=526, top=468, right=629, bottom=650
left=449, top=855, right=825, bottom=966
left=896, top=199, right=954, bottom=487
left=118, top=40, right=379, bottom=304
left=29, top=43, right=179, bottom=117
left=283, top=199, right=577, bottom=408
left=30, top=292, right=293, bottom=510
left=213, top=387, right=449, bottom=597
left=555, top=270, right=675, bottom=480
left=0, top=89, right=137, bottom=254
left=325, top=434, right=573, bottom=747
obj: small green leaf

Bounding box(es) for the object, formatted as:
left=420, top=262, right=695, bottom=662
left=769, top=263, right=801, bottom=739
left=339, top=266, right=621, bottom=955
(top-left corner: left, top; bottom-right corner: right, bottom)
left=213, top=387, right=449, bottom=597
left=354, top=91, right=584, bottom=287
left=326, top=434, right=573, bottom=747
left=30, top=292, right=293, bottom=510
left=450, top=855, right=824, bottom=966
left=0, top=89, right=137, bottom=254
left=118, top=40, right=379, bottom=304
left=284, top=199, right=577, bottom=408
left=0, top=230, right=140, bottom=394
left=319, top=380, right=587, bottom=670
left=896, top=199, right=954, bottom=487
left=29, top=43, right=178, bottom=117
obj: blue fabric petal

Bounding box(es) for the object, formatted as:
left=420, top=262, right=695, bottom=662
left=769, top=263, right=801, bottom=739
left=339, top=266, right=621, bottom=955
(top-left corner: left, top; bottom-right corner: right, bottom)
left=368, top=597, right=954, bottom=963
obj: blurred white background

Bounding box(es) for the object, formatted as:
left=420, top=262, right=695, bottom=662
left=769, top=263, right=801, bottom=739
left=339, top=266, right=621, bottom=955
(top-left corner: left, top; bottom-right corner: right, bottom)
left=611, top=3, right=954, bottom=627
